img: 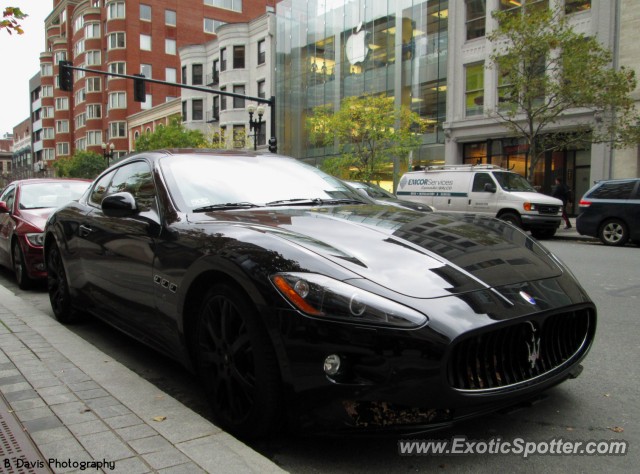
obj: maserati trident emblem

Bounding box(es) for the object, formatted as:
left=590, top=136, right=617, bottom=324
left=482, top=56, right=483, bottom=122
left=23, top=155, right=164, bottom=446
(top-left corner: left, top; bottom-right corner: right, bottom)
left=520, top=291, right=536, bottom=305
left=525, top=321, right=541, bottom=369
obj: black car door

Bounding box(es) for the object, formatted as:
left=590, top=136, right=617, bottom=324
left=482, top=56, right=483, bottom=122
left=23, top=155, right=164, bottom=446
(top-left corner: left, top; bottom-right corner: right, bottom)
left=79, top=160, right=162, bottom=338
left=0, top=185, right=16, bottom=267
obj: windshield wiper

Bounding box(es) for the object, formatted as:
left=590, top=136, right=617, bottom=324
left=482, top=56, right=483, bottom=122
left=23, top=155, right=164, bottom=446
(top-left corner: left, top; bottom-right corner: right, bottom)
left=192, top=202, right=260, bottom=212
left=265, top=198, right=365, bottom=207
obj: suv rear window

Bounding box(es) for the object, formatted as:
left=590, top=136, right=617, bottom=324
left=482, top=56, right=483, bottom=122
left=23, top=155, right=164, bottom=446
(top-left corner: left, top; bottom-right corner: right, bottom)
left=587, top=181, right=636, bottom=200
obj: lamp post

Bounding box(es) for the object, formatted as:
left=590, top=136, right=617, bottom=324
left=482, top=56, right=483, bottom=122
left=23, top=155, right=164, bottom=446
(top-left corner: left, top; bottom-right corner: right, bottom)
left=101, top=142, right=115, bottom=167
left=247, top=104, right=266, bottom=151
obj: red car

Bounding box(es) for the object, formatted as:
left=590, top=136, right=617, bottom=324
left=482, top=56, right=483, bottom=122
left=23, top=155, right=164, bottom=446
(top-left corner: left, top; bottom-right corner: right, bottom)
left=0, top=179, right=91, bottom=289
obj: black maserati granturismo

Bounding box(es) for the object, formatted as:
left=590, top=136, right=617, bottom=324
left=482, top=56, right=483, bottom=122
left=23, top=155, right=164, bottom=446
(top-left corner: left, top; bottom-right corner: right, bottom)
left=44, top=149, right=596, bottom=439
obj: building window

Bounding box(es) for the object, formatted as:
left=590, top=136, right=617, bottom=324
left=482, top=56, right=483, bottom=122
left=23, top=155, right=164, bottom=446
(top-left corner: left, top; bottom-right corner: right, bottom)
left=257, top=80, right=266, bottom=99
left=109, top=92, right=126, bottom=109
left=181, top=66, right=187, bottom=84
left=108, top=32, right=125, bottom=49
left=140, top=34, right=151, bottom=51
left=74, top=39, right=85, bottom=58
left=465, top=63, right=484, bottom=117
left=75, top=88, right=86, bottom=106
left=213, top=96, right=219, bottom=120
left=212, top=60, right=219, bottom=85
left=109, top=122, right=127, bottom=138
left=87, top=104, right=102, bottom=119
left=141, top=64, right=152, bottom=79
left=43, top=149, right=55, bottom=161
left=140, top=4, right=151, bottom=21
left=43, top=107, right=54, bottom=118
left=85, top=23, right=100, bottom=38
left=108, top=2, right=125, bottom=19
left=165, top=9, right=176, bottom=26
left=56, top=143, right=69, bottom=156
left=233, top=85, right=245, bottom=108
left=233, top=46, right=245, bottom=69
left=54, top=51, right=67, bottom=64
left=258, top=40, right=266, bottom=65
left=142, top=94, right=152, bottom=110
left=220, top=86, right=227, bottom=110
left=42, top=86, right=53, bottom=97
left=87, top=130, right=103, bottom=145
left=75, top=112, right=86, bottom=129
left=166, top=67, right=177, bottom=83
left=86, top=50, right=101, bottom=66
left=56, top=120, right=69, bottom=133
left=75, top=63, right=86, bottom=82
left=204, top=0, right=242, bottom=13
left=41, top=64, right=52, bottom=76
left=233, top=125, right=245, bottom=148
left=86, top=77, right=101, bottom=92
left=182, top=101, right=187, bottom=121
left=192, top=64, right=203, bottom=85
left=76, top=137, right=87, bottom=151
left=108, top=62, right=125, bottom=78
left=42, top=128, right=54, bottom=139
left=220, top=48, right=227, bottom=71
left=55, top=97, right=69, bottom=110
left=566, top=0, right=591, bottom=14
left=192, top=99, right=203, bottom=120
left=499, top=0, right=549, bottom=15
left=466, top=0, right=485, bottom=41
left=166, top=96, right=177, bottom=102
left=204, top=18, right=225, bottom=34
left=73, top=15, right=83, bottom=32
left=166, top=38, right=176, bottom=55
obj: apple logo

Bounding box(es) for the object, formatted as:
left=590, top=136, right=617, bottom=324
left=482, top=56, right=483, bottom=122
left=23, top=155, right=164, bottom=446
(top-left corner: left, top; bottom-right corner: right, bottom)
left=345, top=22, right=369, bottom=65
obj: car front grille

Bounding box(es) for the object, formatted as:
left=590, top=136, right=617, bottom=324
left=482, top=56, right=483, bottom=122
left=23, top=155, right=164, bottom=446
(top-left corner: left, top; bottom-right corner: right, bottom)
left=537, top=205, right=560, bottom=215
left=447, top=308, right=593, bottom=391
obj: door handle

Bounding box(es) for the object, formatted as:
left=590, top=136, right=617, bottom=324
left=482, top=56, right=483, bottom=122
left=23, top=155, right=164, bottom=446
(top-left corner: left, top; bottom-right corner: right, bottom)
left=469, top=199, right=472, bottom=205
left=79, top=224, right=93, bottom=237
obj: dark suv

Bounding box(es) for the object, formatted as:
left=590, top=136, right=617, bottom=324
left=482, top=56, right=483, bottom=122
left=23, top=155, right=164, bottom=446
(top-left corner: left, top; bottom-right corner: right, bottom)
left=576, top=178, right=640, bottom=246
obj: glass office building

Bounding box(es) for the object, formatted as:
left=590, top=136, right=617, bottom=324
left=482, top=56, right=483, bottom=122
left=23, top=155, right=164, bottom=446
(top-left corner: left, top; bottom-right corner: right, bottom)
left=276, top=0, right=448, bottom=187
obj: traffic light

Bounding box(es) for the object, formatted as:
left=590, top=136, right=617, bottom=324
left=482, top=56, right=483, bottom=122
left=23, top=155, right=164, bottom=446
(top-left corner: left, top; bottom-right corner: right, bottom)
left=133, top=74, right=146, bottom=102
left=59, top=61, right=73, bottom=92
left=268, top=136, right=278, bottom=153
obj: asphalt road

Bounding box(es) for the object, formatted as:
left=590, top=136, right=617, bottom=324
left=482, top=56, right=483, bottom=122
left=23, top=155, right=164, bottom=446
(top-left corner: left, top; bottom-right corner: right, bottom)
left=0, top=240, right=637, bottom=473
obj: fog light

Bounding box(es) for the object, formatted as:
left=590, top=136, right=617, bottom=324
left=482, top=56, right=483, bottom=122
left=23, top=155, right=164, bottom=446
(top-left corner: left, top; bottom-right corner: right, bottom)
left=34, top=263, right=45, bottom=271
left=324, top=354, right=341, bottom=376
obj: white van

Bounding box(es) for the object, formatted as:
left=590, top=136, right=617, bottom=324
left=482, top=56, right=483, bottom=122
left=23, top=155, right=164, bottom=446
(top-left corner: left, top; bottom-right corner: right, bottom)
left=396, top=165, right=564, bottom=239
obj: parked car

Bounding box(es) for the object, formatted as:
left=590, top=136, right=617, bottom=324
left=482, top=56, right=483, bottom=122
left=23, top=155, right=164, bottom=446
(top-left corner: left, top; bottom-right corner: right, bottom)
left=44, top=150, right=596, bottom=439
left=0, top=179, right=91, bottom=289
left=344, top=180, right=434, bottom=212
left=576, top=178, right=640, bottom=246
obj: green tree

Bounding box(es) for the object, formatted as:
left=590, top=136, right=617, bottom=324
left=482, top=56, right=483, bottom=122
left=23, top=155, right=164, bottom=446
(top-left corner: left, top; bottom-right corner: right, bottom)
left=134, top=117, right=208, bottom=151
left=53, top=150, right=106, bottom=180
left=306, top=94, right=424, bottom=183
left=1, top=7, right=27, bottom=35
left=487, top=6, right=640, bottom=180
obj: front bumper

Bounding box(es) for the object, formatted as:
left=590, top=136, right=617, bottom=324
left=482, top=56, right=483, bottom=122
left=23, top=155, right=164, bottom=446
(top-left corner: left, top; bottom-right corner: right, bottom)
left=521, top=214, right=562, bottom=230
left=19, top=236, right=46, bottom=280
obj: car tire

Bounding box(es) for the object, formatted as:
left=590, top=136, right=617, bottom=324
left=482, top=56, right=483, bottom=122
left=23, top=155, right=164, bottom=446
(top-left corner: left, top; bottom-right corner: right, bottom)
left=499, top=212, right=522, bottom=229
left=13, top=240, right=34, bottom=290
left=195, top=284, right=283, bottom=439
left=599, top=219, right=629, bottom=247
left=530, top=228, right=557, bottom=240
left=47, top=241, right=80, bottom=323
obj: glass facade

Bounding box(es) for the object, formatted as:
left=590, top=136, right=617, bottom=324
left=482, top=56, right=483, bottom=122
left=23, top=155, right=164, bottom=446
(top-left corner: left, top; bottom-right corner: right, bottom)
left=276, top=0, right=448, bottom=186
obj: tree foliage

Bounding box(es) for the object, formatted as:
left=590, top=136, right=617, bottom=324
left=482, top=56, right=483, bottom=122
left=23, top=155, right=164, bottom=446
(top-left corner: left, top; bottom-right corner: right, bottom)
left=53, top=150, right=106, bottom=180
left=1, top=7, right=27, bottom=35
left=487, top=6, right=640, bottom=179
left=306, top=94, right=424, bottom=182
left=134, top=118, right=208, bottom=151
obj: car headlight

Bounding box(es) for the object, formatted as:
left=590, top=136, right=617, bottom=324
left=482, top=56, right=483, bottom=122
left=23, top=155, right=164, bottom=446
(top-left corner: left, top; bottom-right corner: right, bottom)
left=26, top=233, right=44, bottom=247
left=523, top=203, right=537, bottom=211
left=271, top=272, right=428, bottom=328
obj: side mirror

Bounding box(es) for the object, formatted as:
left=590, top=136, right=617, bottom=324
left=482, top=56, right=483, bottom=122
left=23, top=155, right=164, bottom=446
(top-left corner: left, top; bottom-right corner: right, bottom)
left=484, top=183, right=497, bottom=193
left=0, top=201, right=9, bottom=214
left=101, top=192, right=139, bottom=218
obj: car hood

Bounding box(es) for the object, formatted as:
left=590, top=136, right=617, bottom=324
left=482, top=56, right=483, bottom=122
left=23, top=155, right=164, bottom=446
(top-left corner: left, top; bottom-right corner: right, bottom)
left=19, top=208, right=54, bottom=231
left=503, top=191, right=563, bottom=205
left=189, top=206, right=562, bottom=299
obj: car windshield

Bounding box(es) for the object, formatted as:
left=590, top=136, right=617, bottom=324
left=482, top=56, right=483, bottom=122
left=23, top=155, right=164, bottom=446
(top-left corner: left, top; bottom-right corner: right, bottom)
left=161, top=154, right=368, bottom=212
left=492, top=172, right=537, bottom=192
left=347, top=181, right=395, bottom=199
left=19, top=182, right=90, bottom=209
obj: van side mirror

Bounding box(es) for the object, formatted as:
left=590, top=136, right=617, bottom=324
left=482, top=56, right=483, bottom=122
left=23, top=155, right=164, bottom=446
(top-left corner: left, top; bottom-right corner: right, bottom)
left=484, top=183, right=497, bottom=193
left=0, top=201, right=9, bottom=214
left=101, top=192, right=139, bottom=218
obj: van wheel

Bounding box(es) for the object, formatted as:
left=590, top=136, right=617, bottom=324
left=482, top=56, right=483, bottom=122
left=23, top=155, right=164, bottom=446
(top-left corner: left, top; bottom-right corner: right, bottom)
left=531, top=228, right=556, bottom=240
left=599, top=219, right=629, bottom=246
left=499, top=212, right=522, bottom=229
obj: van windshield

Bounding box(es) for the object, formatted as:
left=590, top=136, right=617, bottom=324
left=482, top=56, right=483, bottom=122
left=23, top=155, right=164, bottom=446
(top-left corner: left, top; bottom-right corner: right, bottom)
left=492, top=172, right=537, bottom=192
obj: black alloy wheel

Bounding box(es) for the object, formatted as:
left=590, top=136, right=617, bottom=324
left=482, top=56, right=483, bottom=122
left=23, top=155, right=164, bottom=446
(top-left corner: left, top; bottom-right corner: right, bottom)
left=599, top=219, right=629, bottom=247
left=47, top=241, right=79, bottom=323
left=499, top=212, right=522, bottom=229
left=13, top=240, right=34, bottom=290
left=196, top=285, right=282, bottom=439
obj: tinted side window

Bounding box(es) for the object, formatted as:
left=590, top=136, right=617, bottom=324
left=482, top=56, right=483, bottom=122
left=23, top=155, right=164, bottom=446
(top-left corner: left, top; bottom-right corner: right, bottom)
left=472, top=173, right=494, bottom=192
left=1, top=187, right=16, bottom=211
left=107, top=161, right=156, bottom=212
left=588, top=181, right=635, bottom=200
left=90, top=170, right=117, bottom=206
left=630, top=182, right=640, bottom=200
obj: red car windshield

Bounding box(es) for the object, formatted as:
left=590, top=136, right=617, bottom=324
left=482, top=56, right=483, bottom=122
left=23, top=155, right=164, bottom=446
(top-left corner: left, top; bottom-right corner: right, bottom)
left=19, top=182, right=90, bottom=210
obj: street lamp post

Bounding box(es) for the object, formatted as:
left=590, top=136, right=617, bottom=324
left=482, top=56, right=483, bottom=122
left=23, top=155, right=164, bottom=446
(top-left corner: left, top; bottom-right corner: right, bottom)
left=247, top=104, right=266, bottom=151
left=101, top=142, right=115, bottom=167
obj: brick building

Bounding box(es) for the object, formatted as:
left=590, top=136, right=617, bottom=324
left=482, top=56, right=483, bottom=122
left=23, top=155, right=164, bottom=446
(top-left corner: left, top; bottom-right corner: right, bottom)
left=11, top=119, right=32, bottom=180
left=38, top=0, right=276, bottom=173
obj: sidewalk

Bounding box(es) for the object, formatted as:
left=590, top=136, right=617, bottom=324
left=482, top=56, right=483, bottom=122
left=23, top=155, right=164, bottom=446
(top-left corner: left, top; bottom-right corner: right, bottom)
left=0, top=284, right=286, bottom=474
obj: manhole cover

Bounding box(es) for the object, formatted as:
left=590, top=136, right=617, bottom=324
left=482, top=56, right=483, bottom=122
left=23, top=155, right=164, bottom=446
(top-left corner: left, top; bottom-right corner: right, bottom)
left=0, top=393, right=51, bottom=474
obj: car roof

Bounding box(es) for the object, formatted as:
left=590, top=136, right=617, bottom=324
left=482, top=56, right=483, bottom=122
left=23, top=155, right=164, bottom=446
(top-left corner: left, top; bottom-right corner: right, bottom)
left=11, top=178, right=92, bottom=186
